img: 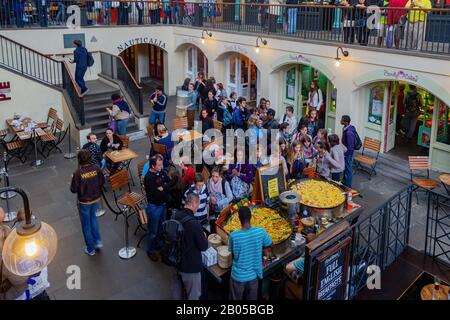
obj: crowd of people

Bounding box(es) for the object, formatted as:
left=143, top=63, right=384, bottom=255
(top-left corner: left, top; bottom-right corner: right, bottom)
left=1, top=0, right=446, bottom=51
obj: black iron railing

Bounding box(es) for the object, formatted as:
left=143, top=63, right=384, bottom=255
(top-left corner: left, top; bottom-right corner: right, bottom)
left=425, top=191, right=450, bottom=266
left=100, top=51, right=143, bottom=114
left=0, top=34, right=86, bottom=125
left=1, top=1, right=449, bottom=56
left=347, top=185, right=413, bottom=299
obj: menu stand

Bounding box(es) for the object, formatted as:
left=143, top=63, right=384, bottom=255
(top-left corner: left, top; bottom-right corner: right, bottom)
left=118, top=205, right=136, bottom=259
left=30, top=127, right=43, bottom=167
left=64, top=124, right=77, bottom=159
left=0, top=152, right=17, bottom=222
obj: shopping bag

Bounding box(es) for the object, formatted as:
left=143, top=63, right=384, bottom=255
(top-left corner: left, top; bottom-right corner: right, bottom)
left=108, top=118, right=118, bottom=133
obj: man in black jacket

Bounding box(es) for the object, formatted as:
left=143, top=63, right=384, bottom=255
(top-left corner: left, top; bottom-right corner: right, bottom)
left=144, top=154, right=177, bottom=261
left=171, top=192, right=208, bottom=300
left=70, top=150, right=105, bottom=256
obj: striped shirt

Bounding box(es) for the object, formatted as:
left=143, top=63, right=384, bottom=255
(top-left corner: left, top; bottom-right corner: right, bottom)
left=183, top=184, right=210, bottom=218
left=228, top=227, right=272, bottom=282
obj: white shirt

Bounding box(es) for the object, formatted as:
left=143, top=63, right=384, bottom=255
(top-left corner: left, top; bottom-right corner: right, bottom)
left=281, top=113, right=297, bottom=137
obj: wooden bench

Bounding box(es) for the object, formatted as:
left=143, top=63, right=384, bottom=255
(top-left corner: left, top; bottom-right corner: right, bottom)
left=172, top=117, right=188, bottom=130
left=408, top=156, right=440, bottom=204
left=354, top=137, right=381, bottom=180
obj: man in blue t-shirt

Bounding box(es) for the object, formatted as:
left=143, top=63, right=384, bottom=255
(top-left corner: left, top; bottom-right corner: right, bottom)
left=228, top=206, right=272, bottom=300
left=149, top=85, right=168, bottom=125
left=70, top=40, right=89, bottom=96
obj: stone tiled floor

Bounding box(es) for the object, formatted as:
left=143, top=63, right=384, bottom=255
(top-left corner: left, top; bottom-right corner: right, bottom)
left=1, top=105, right=448, bottom=300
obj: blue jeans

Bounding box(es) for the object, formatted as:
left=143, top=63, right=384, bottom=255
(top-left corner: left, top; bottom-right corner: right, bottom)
left=149, top=111, right=166, bottom=125
left=171, top=5, right=181, bottom=24
left=342, top=155, right=353, bottom=188
left=117, top=118, right=129, bottom=135
left=75, top=67, right=88, bottom=93
left=78, top=201, right=101, bottom=253
left=404, top=112, right=419, bottom=139
left=331, top=172, right=342, bottom=182
left=146, top=203, right=167, bottom=255
left=287, top=8, right=297, bottom=33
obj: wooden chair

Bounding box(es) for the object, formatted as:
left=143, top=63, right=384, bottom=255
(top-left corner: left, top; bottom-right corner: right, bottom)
left=37, top=107, right=57, bottom=131
left=0, top=139, right=27, bottom=165
left=151, top=142, right=175, bottom=169
left=40, top=118, right=69, bottom=157
left=137, top=160, right=147, bottom=196
left=117, top=134, right=129, bottom=149
left=201, top=166, right=210, bottom=183
left=172, top=117, right=188, bottom=130
left=213, top=120, right=223, bottom=131
left=108, top=170, right=145, bottom=221
left=353, top=137, right=381, bottom=180
left=408, top=156, right=439, bottom=204
left=146, top=124, right=155, bottom=142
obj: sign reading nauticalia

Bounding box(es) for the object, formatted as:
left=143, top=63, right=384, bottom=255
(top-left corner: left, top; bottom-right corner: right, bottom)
left=117, top=38, right=166, bottom=53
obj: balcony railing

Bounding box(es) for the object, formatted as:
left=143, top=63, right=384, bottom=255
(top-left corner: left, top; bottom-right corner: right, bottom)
left=0, top=1, right=449, bottom=56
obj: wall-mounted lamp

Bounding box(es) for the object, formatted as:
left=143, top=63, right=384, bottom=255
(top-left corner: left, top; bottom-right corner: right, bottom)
left=255, top=36, right=267, bottom=53
left=201, top=30, right=212, bottom=44
left=335, top=46, right=349, bottom=67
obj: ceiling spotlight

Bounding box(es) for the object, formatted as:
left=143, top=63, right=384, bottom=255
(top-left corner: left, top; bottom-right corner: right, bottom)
left=201, top=30, right=212, bottom=44
left=255, top=36, right=267, bottom=53
left=335, top=46, right=349, bottom=68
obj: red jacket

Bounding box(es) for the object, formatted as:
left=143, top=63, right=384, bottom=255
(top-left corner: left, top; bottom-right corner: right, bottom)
left=387, top=0, right=409, bottom=25
left=182, top=166, right=195, bottom=187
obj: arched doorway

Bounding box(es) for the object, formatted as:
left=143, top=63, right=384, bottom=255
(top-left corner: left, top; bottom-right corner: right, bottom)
left=224, top=53, right=260, bottom=105
left=277, top=64, right=337, bottom=133
left=184, top=45, right=208, bottom=80
left=359, top=80, right=450, bottom=168
left=119, top=44, right=166, bottom=91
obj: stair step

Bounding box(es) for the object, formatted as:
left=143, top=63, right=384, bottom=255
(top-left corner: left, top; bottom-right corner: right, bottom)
left=84, top=99, right=113, bottom=109
left=83, top=90, right=120, bottom=103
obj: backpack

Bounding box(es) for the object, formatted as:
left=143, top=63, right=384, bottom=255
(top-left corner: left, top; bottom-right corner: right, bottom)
left=354, top=129, right=362, bottom=151
left=86, top=49, right=94, bottom=67
left=160, top=212, right=195, bottom=268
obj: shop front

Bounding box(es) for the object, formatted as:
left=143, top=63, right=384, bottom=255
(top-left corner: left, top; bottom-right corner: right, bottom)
left=184, top=45, right=208, bottom=80
left=280, top=64, right=336, bottom=133
left=225, top=53, right=260, bottom=105
left=362, top=80, right=450, bottom=171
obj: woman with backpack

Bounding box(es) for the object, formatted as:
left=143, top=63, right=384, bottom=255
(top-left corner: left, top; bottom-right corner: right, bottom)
left=106, top=94, right=131, bottom=135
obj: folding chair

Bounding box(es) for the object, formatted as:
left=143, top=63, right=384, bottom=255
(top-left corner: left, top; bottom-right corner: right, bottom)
left=40, top=118, right=68, bottom=157
left=37, top=107, right=57, bottom=131
left=146, top=124, right=155, bottom=142
left=137, top=160, right=147, bottom=195
left=408, top=156, right=439, bottom=204
left=107, top=170, right=145, bottom=223
left=353, top=137, right=381, bottom=180
left=213, top=120, right=223, bottom=131
left=117, top=134, right=130, bottom=149
left=0, top=139, right=28, bottom=165
left=151, top=142, right=175, bottom=170
left=172, top=117, right=188, bottom=130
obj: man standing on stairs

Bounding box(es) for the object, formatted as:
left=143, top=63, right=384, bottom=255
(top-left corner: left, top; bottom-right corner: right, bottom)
left=149, top=85, right=167, bottom=125
left=70, top=40, right=90, bottom=97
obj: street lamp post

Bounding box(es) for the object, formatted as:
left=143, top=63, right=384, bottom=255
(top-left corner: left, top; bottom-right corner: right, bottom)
left=0, top=187, right=57, bottom=277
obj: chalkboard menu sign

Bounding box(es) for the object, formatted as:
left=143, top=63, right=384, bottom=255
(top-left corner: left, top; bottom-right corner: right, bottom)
left=252, top=160, right=287, bottom=206
left=315, top=237, right=352, bottom=300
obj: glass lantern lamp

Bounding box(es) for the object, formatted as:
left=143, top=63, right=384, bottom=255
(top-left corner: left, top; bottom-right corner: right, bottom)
left=1, top=187, right=57, bottom=277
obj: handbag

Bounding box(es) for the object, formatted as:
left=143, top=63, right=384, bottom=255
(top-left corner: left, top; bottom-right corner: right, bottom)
left=108, top=117, right=118, bottom=133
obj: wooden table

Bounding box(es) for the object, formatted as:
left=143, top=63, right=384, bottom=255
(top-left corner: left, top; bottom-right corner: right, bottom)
left=420, top=283, right=450, bottom=300
left=6, top=118, right=33, bottom=133
left=16, top=128, right=46, bottom=140
left=176, top=130, right=204, bottom=143
left=105, top=148, right=139, bottom=164
left=439, top=174, right=450, bottom=195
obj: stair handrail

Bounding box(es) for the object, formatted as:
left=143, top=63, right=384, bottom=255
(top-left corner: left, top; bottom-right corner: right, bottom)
left=0, top=34, right=85, bottom=125
left=99, top=51, right=144, bottom=115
